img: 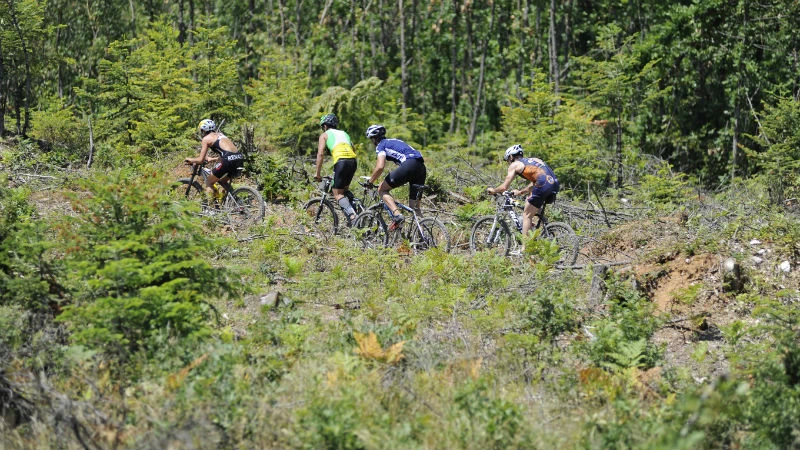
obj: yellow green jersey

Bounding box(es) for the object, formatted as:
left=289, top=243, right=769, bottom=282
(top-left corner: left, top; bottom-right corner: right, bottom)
left=325, top=129, right=356, bottom=163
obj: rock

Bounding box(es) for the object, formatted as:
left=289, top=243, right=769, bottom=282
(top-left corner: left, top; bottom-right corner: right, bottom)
left=749, top=239, right=761, bottom=246
left=723, top=258, right=737, bottom=272
left=260, top=291, right=281, bottom=307
left=757, top=248, right=767, bottom=255
left=723, top=258, right=746, bottom=293
left=751, top=256, right=763, bottom=265
left=779, top=261, right=791, bottom=273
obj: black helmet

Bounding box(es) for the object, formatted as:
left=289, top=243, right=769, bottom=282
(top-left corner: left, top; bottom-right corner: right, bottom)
left=365, top=124, right=386, bottom=139
left=319, top=113, right=339, bottom=128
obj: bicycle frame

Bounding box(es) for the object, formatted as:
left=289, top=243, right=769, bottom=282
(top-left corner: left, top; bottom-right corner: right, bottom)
left=186, top=163, right=239, bottom=201
left=496, top=192, right=552, bottom=234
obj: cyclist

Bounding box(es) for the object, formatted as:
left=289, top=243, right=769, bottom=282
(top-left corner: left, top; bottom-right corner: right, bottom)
left=364, top=124, right=426, bottom=229
left=314, top=113, right=358, bottom=224
left=487, top=144, right=559, bottom=236
left=185, top=118, right=245, bottom=206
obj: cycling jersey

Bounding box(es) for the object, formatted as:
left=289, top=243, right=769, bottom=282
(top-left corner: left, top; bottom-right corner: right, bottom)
left=325, top=129, right=357, bottom=164
left=375, top=138, right=423, bottom=165
left=517, top=157, right=559, bottom=208
left=209, top=132, right=245, bottom=179
left=518, top=157, right=557, bottom=187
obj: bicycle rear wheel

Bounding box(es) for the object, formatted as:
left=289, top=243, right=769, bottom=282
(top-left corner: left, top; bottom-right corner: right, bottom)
left=302, top=198, right=339, bottom=238
left=469, top=216, right=513, bottom=256
left=410, top=218, right=451, bottom=253
left=350, top=211, right=388, bottom=249
left=224, top=186, right=265, bottom=227
left=543, top=221, right=578, bottom=266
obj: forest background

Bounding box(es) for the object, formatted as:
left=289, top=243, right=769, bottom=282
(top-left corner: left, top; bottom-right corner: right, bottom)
left=1, top=0, right=800, bottom=448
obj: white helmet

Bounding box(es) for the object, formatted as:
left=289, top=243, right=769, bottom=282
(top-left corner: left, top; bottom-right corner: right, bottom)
left=365, top=124, right=386, bottom=139
left=198, top=119, right=216, bottom=135
left=503, top=144, right=523, bottom=161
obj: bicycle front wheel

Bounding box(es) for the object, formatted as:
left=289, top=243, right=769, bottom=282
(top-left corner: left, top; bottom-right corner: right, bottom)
left=543, top=221, right=578, bottom=266
left=302, top=198, right=339, bottom=238
left=350, top=211, right=388, bottom=249
left=410, top=218, right=451, bottom=253
left=470, top=216, right=513, bottom=256
left=171, top=178, right=205, bottom=202
left=224, top=186, right=266, bottom=227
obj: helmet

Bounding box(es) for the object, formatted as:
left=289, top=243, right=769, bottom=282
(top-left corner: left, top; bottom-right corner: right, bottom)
left=198, top=119, right=216, bottom=135
left=365, top=124, right=386, bottom=139
left=503, top=144, right=523, bottom=162
left=319, top=113, right=339, bottom=128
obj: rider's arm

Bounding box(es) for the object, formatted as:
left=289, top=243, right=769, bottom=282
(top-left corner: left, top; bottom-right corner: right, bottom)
left=513, top=183, right=535, bottom=196
left=367, top=153, right=387, bottom=185
left=487, top=162, right=520, bottom=195
left=314, top=132, right=327, bottom=181
left=185, top=134, right=213, bottom=165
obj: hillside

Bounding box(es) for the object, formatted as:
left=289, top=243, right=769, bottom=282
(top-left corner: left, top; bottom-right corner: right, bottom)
left=3, top=161, right=798, bottom=449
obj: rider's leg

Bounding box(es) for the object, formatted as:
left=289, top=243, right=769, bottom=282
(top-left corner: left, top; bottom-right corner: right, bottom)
left=378, top=180, right=403, bottom=222
left=408, top=160, right=427, bottom=217
left=332, top=158, right=358, bottom=222
left=332, top=188, right=356, bottom=221
left=204, top=174, right=221, bottom=208
left=522, top=202, right=541, bottom=236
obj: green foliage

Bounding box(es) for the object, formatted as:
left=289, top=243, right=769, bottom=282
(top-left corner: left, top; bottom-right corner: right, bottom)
left=749, top=96, right=800, bottom=203
left=633, top=164, right=691, bottom=208
left=245, top=49, right=312, bottom=152
left=75, top=21, right=242, bottom=160
left=500, top=74, right=608, bottom=193
left=29, top=100, right=90, bottom=167
left=0, top=179, right=62, bottom=312
left=248, top=152, right=302, bottom=201
left=523, top=284, right=580, bottom=343
left=55, top=172, right=239, bottom=360
left=453, top=379, right=523, bottom=449
left=581, top=275, right=663, bottom=371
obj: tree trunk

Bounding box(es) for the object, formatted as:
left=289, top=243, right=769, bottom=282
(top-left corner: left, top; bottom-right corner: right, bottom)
left=0, top=40, right=5, bottom=137
left=548, top=0, right=560, bottom=107
left=616, top=112, right=623, bottom=188
left=188, top=0, right=195, bottom=46
left=399, top=0, right=409, bottom=110
left=5, top=0, right=32, bottom=135
left=448, top=0, right=461, bottom=133
left=278, top=0, right=286, bottom=49
left=178, top=0, right=187, bottom=44
left=468, top=1, right=495, bottom=145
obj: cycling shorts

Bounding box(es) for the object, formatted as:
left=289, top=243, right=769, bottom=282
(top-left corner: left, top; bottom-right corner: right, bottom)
left=211, top=153, right=245, bottom=179
left=385, top=158, right=426, bottom=200
left=332, top=158, right=357, bottom=189
left=527, top=173, right=559, bottom=208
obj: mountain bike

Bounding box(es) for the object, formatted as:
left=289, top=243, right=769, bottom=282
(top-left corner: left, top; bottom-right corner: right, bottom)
left=350, top=183, right=451, bottom=253
left=470, top=191, right=578, bottom=264
left=302, top=175, right=378, bottom=236
left=172, top=163, right=265, bottom=228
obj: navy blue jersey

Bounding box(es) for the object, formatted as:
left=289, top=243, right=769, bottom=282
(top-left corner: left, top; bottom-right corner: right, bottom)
left=375, top=138, right=423, bottom=165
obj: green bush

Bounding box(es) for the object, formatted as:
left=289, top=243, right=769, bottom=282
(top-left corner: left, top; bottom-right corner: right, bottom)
left=29, top=102, right=90, bottom=167
left=55, top=172, right=239, bottom=360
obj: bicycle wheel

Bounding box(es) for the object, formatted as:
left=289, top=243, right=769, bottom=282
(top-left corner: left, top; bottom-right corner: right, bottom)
left=170, top=178, right=205, bottom=202
left=470, top=216, right=513, bottom=256
left=350, top=210, right=388, bottom=249
left=224, top=186, right=266, bottom=227
left=410, top=218, right=451, bottom=253
left=302, top=198, right=339, bottom=237
left=543, top=221, right=578, bottom=266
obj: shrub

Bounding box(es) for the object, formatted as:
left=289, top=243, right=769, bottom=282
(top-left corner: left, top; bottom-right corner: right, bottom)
left=55, top=172, right=239, bottom=361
